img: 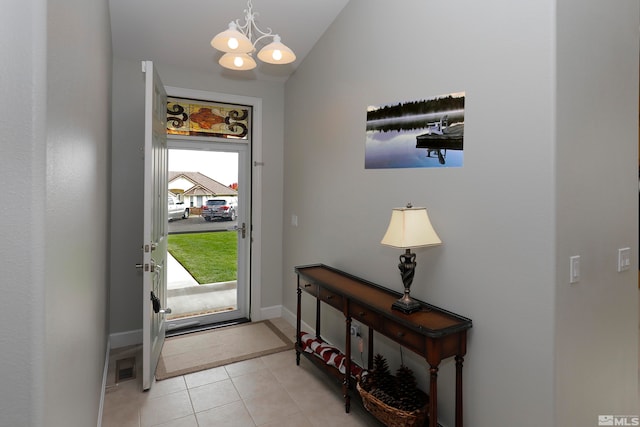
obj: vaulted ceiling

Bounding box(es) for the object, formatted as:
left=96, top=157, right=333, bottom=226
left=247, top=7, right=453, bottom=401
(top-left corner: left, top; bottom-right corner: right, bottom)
left=109, top=0, right=350, bottom=82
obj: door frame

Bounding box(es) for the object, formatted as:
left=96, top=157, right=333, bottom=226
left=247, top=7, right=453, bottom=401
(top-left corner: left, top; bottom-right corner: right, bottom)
left=166, top=86, right=263, bottom=322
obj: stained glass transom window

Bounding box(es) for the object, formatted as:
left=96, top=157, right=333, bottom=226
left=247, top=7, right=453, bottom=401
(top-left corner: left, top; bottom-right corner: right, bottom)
left=167, top=97, right=250, bottom=140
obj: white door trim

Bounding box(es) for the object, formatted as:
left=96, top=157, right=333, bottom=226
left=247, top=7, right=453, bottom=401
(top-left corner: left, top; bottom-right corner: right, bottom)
left=165, top=86, right=263, bottom=322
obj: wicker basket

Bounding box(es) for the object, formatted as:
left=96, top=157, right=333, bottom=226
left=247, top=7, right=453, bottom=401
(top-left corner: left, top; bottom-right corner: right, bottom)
left=356, top=382, right=429, bottom=427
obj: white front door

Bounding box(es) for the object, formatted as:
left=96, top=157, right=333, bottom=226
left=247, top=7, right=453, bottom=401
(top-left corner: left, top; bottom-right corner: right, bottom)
left=142, top=60, right=169, bottom=391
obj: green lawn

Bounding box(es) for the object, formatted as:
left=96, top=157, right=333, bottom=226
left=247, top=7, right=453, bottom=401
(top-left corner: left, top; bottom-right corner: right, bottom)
left=168, top=231, right=236, bottom=284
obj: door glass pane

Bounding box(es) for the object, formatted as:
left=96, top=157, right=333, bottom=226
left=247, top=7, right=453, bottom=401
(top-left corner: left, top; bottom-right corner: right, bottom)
left=166, top=150, right=241, bottom=325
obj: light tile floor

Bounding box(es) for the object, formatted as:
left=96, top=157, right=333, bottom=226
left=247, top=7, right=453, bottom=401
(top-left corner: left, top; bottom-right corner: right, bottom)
left=102, top=318, right=384, bottom=427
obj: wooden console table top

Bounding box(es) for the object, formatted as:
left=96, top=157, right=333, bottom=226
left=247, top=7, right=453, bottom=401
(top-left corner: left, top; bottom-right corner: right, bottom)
left=296, top=264, right=471, bottom=338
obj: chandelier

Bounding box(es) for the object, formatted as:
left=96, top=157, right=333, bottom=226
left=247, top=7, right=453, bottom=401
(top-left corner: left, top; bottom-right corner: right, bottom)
left=211, top=0, right=296, bottom=71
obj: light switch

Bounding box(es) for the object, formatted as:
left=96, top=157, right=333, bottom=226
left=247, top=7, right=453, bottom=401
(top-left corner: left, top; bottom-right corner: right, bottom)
left=618, top=247, right=631, bottom=272
left=570, top=255, right=580, bottom=284
left=291, top=214, right=298, bottom=227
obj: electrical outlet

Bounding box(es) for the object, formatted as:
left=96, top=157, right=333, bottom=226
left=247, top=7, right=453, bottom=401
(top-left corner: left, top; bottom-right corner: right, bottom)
left=350, top=324, right=360, bottom=336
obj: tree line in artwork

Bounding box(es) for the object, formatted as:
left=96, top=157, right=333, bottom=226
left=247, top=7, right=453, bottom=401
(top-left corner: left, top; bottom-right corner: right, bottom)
left=367, top=95, right=465, bottom=122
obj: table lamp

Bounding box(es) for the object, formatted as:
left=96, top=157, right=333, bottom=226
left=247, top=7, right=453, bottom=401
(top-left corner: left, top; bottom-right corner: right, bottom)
left=381, top=203, right=442, bottom=314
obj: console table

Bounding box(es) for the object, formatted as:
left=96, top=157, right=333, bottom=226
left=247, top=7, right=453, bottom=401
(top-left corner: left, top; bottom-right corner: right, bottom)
left=295, top=264, right=472, bottom=427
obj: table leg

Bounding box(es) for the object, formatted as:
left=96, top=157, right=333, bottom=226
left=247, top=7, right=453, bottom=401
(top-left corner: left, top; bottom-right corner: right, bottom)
left=367, top=328, right=374, bottom=370
left=429, top=365, right=439, bottom=427
left=296, top=286, right=302, bottom=366
left=296, top=287, right=301, bottom=365
left=455, top=355, right=464, bottom=427
left=315, top=298, right=321, bottom=338
left=343, top=315, right=352, bottom=413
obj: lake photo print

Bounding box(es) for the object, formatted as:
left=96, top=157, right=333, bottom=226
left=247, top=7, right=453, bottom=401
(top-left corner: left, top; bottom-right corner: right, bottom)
left=365, top=92, right=465, bottom=169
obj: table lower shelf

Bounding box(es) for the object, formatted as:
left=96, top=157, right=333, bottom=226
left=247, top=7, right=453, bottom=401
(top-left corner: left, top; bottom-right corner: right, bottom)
left=295, top=333, right=363, bottom=413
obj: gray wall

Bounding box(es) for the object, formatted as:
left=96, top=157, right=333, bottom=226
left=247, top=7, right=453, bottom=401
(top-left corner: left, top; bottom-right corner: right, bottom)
left=0, top=1, right=48, bottom=425
left=0, top=0, right=112, bottom=425
left=282, top=1, right=638, bottom=426
left=555, top=0, right=639, bottom=424
left=110, top=57, right=285, bottom=334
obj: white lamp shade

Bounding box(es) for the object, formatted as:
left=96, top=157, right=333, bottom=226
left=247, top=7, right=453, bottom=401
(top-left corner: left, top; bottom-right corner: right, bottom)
left=381, top=207, right=442, bottom=249
left=257, top=36, right=296, bottom=64
left=218, top=52, right=257, bottom=70
left=211, top=22, right=253, bottom=53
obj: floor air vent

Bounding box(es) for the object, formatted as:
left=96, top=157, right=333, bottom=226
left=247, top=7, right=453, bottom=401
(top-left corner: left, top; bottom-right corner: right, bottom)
left=115, top=357, right=136, bottom=382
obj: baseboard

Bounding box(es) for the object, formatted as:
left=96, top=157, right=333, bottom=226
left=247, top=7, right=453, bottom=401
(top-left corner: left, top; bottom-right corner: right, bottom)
left=260, top=304, right=283, bottom=320
left=109, top=329, right=142, bottom=349
left=97, top=338, right=110, bottom=427
left=281, top=305, right=313, bottom=334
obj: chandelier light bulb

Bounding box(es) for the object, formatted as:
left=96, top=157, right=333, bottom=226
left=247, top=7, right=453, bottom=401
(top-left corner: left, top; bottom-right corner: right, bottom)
left=211, top=21, right=252, bottom=53
left=257, top=35, right=295, bottom=65
left=219, top=53, right=256, bottom=70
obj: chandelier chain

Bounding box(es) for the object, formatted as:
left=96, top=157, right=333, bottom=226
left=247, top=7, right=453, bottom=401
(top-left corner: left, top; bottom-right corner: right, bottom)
left=234, top=0, right=274, bottom=50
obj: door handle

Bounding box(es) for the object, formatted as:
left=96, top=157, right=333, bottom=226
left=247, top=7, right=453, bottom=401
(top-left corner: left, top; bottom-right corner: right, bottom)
left=137, top=260, right=162, bottom=272
left=150, top=259, right=162, bottom=273
left=142, top=242, right=158, bottom=253
left=135, top=263, right=149, bottom=272
left=235, top=222, right=246, bottom=239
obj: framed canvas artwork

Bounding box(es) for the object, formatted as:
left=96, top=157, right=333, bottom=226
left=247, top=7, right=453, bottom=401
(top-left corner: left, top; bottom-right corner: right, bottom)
left=365, top=92, right=465, bottom=169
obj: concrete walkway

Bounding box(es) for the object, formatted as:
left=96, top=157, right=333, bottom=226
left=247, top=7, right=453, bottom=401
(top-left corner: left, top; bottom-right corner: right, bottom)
left=167, top=253, right=199, bottom=289
left=166, top=253, right=237, bottom=318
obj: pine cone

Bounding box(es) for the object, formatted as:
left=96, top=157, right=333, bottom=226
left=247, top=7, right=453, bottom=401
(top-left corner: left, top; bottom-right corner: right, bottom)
left=359, top=371, right=374, bottom=392
left=371, top=388, right=398, bottom=408
left=394, top=364, right=423, bottom=412
left=371, top=354, right=394, bottom=395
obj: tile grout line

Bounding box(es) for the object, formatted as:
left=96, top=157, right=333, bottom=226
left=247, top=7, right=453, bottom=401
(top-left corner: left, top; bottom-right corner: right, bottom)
left=227, top=368, right=257, bottom=427
left=183, top=375, right=200, bottom=427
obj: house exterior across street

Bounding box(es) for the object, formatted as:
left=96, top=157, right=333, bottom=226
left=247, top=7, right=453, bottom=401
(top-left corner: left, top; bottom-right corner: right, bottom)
left=168, top=171, right=237, bottom=210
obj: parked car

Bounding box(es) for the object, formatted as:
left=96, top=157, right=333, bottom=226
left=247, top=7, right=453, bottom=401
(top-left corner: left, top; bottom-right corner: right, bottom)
left=202, top=197, right=237, bottom=221
left=168, top=194, right=190, bottom=221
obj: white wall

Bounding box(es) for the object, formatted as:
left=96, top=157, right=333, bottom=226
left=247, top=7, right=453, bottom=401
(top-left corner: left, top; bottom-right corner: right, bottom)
left=283, top=1, right=638, bottom=426
left=110, top=58, right=286, bottom=333
left=0, top=0, right=112, bottom=425
left=555, top=0, right=639, bottom=424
